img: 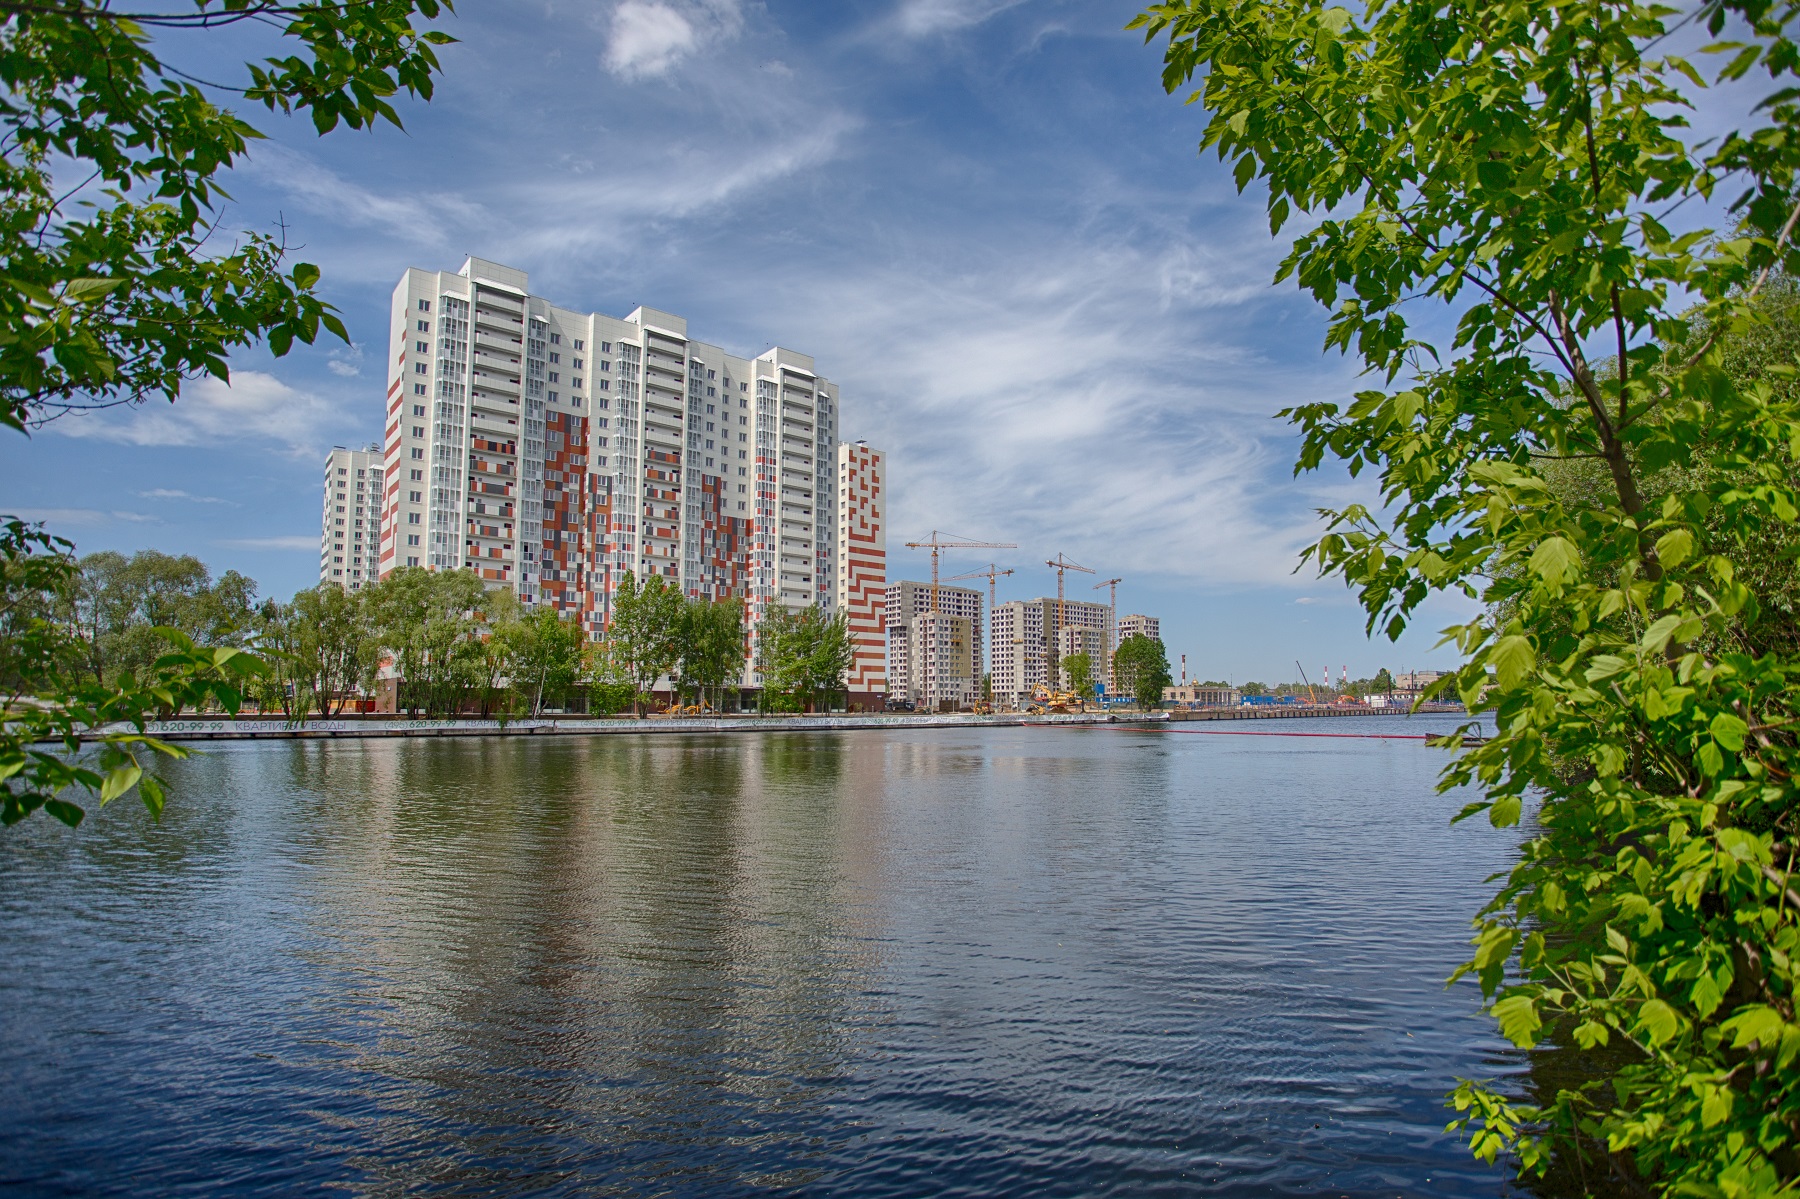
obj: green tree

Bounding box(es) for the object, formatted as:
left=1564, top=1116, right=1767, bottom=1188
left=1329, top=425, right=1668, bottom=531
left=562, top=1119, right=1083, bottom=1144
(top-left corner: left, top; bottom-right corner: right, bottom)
left=500, top=604, right=586, bottom=715
left=1134, top=0, right=1800, bottom=1191
left=290, top=583, right=377, bottom=716
left=583, top=638, right=639, bottom=716
left=0, top=0, right=455, bottom=826
left=364, top=566, right=485, bottom=717
left=675, top=597, right=745, bottom=712
left=1111, top=635, right=1171, bottom=710
left=1061, top=651, right=1094, bottom=700
left=1239, top=680, right=1268, bottom=696
left=1372, top=668, right=1395, bottom=694
left=607, top=571, right=684, bottom=715
left=1, top=520, right=258, bottom=825
left=0, top=0, right=455, bottom=432
left=758, top=606, right=854, bottom=712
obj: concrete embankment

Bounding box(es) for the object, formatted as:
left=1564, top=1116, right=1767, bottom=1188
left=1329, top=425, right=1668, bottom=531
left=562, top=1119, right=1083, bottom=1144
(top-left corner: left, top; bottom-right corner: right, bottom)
left=92, top=711, right=1136, bottom=743
left=1164, top=704, right=1463, bottom=722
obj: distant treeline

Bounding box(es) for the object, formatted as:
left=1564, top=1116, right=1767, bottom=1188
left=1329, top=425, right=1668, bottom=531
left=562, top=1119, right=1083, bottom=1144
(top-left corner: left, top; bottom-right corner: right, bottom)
left=3, top=549, right=855, bottom=720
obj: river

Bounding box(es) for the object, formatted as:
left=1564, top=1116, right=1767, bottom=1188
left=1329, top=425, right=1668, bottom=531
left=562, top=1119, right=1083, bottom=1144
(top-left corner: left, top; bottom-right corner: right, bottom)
left=0, top=716, right=1524, bottom=1197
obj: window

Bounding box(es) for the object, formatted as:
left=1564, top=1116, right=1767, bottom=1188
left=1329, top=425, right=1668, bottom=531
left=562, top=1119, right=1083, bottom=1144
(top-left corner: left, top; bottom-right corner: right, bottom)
left=572, top=358, right=583, bottom=370
left=412, top=404, right=425, bottom=417
left=549, top=352, right=560, bottom=364
left=408, top=512, right=421, bottom=524
left=571, top=397, right=582, bottom=409
left=548, top=372, right=559, bottom=383
left=418, top=299, right=431, bottom=312
left=407, top=555, right=419, bottom=566
left=601, top=341, right=611, bottom=353
left=411, top=426, right=424, bottom=438
left=708, top=369, right=716, bottom=380
left=740, top=383, right=748, bottom=393
left=410, top=469, right=423, bottom=481
left=417, top=320, right=430, bottom=332
left=415, top=341, right=428, bottom=353
left=572, top=377, right=582, bottom=389
left=409, top=490, right=422, bottom=503
left=548, top=391, right=558, bottom=402
left=414, top=363, right=427, bottom=375
left=574, top=339, right=584, bottom=350
left=707, top=386, right=716, bottom=397
left=598, top=379, right=609, bottom=391
left=338, top=467, right=347, bottom=475
left=550, top=333, right=562, bottom=345
left=414, top=384, right=426, bottom=396
left=411, top=448, right=424, bottom=460
left=600, top=361, right=609, bottom=372
left=407, top=534, right=421, bottom=546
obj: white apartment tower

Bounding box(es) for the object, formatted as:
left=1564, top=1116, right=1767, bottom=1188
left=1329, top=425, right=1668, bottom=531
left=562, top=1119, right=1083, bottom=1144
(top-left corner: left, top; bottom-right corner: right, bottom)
left=377, top=258, right=843, bottom=673
left=834, top=441, right=887, bottom=705
left=320, top=445, right=383, bottom=590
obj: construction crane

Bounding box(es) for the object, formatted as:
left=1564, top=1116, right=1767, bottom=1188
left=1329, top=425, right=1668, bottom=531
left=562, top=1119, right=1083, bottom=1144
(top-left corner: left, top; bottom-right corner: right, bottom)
left=1295, top=660, right=1318, bottom=706
left=946, top=563, right=1017, bottom=681
left=1045, top=554, right=1095, bottom=681
left=945, top=564, right=1016, bottom=614
left=905, top=530, right=1017, bottom=613
left=1093, top=576, right=1122, bottom=695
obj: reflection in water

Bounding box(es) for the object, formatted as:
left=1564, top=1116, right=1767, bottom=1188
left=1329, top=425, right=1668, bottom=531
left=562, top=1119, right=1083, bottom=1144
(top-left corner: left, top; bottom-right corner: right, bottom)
left=1, top=719, right=1526, bottom=1197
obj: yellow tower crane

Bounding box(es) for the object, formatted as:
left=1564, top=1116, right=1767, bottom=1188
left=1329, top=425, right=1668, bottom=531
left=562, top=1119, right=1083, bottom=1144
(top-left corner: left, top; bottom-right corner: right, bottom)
left=1093, top=576, right=1122, bottom=693
left=904, top=531, right=1017, bottom=613
left=945, top=563, right=1017, bottom=681
left=1044, top=553, right=1095, bottom=691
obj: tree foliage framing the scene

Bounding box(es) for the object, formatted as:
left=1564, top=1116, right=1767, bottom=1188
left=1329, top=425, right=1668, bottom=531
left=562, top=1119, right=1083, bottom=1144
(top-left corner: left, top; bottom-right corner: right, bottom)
left=0, top=0, right=456, bottom=432
left=1133, top=0, right=1800, bottom=1192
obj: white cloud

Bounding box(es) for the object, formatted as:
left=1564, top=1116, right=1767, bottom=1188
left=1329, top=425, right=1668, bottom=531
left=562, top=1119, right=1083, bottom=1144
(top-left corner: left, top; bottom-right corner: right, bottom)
left=327, top=344, right=364, bottom=378
left=217, top=534, right=318, bottom=550
left=603, top=0, right=742, bottom=79
left=49, top=371, right=340, bottom=458
left=140, top=488, right=233, bottom=505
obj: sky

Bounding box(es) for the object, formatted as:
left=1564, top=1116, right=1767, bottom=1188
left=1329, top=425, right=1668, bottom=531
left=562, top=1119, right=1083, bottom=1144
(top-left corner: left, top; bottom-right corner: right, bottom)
left=0, top=0, right=1484, bottom=686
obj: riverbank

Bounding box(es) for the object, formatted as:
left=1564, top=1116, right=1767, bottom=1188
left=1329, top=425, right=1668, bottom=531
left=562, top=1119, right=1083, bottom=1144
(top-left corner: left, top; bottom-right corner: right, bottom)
left=92, top=710, right=1130, bottom=743
left=78, top=703, right=1462, bottom=743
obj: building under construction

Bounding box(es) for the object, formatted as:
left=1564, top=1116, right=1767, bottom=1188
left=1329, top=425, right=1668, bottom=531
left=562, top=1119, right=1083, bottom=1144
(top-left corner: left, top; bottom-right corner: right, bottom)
left=991, top=597, right=1110, bottom=709
left=885, top=580, right=984, bottom=710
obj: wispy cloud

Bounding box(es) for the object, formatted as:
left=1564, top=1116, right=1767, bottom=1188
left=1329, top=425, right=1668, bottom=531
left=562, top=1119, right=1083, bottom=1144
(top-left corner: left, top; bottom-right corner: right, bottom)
left=238, top=143, right=487, bottom=248
left=0, top=507, right=160, bottom=526
left=140, top=488, right=234, bottom=505
left=218, top=534, right=318, bottom=550
left=890, top=0, right=1031, bottom=38
left=50, top=371, right=340, bottom=458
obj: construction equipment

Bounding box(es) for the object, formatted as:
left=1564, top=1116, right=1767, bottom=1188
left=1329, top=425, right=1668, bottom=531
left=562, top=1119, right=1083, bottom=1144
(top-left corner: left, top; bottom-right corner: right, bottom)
left=1044, top=554, right=1095, bottom=682
left=1093, top=576, right=1122, bottom=689
left=1029, top=683, right=1083, bottom=714
left=1295, top=660, right=1318, bottom=705
left=905, top=530, right=1018, bottom=613
left=945, top=563, right=1017, bottom=679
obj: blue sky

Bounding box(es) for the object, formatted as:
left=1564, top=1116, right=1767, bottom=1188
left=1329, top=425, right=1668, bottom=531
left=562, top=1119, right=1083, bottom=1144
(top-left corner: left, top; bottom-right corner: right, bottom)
left=0, top=0, right=1481, bottom=686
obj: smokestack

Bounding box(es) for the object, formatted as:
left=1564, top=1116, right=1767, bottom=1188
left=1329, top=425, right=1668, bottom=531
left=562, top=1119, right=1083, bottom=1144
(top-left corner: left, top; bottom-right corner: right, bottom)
left=1181, top=653, right=1187, bottom=684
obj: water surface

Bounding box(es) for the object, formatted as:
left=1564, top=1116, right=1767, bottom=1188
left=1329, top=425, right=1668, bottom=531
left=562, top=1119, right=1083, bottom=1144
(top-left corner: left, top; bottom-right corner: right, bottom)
left=0, top=717, right=1519, bottom=1196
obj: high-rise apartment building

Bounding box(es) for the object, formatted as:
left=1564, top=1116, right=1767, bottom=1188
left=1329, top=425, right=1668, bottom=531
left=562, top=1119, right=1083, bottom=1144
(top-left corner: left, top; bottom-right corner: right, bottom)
left=320, top=445, right=383, bottom=590
left=991, top=597, right=1109, bottom=707
left=377, top=257, right=844, bottom=679
left=1118, top=613, right=1161, bottom=643
left=885, top=580, right=982, bottom=706
left=834, top=441, right=886, bottom=705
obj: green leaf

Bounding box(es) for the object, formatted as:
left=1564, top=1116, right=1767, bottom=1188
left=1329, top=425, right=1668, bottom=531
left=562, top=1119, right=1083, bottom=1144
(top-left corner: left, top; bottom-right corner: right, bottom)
left=1655, top=528, right=1694, bottom=569
left=63, top=277, right=126, bottom=302
left=1636, top=998, right=1679, bottom=1046
left=98, top=762, right=142, bottom=806
left=1709, top=712, right=1747, bottom=752
left=1528, top=536, right=1581, bottom=584
left=1721, top=1005, right=1786, bottom=1050
left=1490, top=635, right=1534, bottom=689
left=1493, top=994, right=1542, bottom=1047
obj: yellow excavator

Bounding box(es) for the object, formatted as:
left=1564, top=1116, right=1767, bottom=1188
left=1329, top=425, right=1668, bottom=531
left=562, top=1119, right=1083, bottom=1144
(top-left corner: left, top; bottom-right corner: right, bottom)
left=1027, top=684, right=1084, bottom=715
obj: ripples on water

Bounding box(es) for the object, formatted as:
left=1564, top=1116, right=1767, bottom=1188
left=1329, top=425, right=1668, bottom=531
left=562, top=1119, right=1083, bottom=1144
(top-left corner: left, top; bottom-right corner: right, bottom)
left=0, top=717, right=1525, bottom=1197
